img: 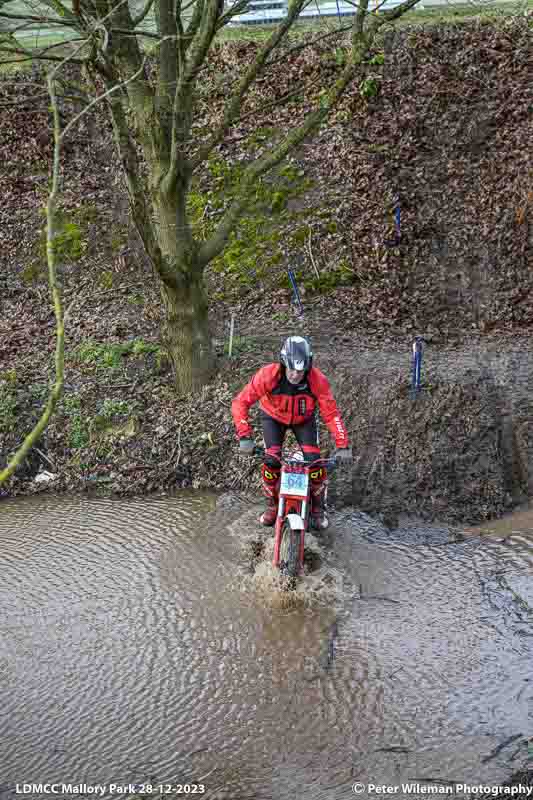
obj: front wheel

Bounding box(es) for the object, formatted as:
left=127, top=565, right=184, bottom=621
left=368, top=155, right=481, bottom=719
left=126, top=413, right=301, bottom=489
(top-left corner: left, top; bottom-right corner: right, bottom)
left=278, top=520, right=302, bottom=578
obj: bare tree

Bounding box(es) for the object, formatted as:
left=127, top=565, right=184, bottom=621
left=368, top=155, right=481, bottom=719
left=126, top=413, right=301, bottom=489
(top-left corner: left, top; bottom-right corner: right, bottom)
left=0, top=0, right=422, bottom=394
left=0, top=72, right=64, bottom=486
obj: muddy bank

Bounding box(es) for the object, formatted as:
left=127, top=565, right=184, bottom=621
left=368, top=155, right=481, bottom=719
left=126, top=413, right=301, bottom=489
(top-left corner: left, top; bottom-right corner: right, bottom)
left=1, top=325, right=532, bottom=525
left=1, top=19, right=532, bottom=522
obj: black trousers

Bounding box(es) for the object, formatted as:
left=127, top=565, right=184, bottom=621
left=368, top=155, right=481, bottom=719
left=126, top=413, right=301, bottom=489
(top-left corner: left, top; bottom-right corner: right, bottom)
left=260, top=410, right=320, bottom=469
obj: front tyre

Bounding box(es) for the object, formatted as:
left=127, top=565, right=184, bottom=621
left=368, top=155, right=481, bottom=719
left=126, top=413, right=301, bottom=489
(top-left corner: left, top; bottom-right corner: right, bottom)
left=278, top=520, right=301, bottom=578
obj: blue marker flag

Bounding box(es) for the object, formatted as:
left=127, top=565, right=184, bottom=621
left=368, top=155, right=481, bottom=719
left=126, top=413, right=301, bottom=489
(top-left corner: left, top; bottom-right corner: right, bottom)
left=288, top=268, right=304, bottom=316
left=411, top=336, right=424, bottom=398
left=394, top=203, right=401, bottom=240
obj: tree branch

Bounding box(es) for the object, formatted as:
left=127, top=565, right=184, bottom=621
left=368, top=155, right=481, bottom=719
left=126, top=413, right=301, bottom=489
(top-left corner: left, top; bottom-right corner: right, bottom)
left=265, top=21, right=353, bottom=67
left=216, top=0, right=250, bottom=27
left=156, top=0, right=179, bottom=152
left=179, top=0, right=219, bottom=89
left=103, top=74, right=174, bottom=287
left=183, top=0, right=204, bottom=50
left=132, top=0, right=156, bottom=27
left=181, top=0, right=198, bottom=14
left=0, top=10, right=73, bottom=25
left=0, top=0, right=140, bottom=70
left=164, top=0, right=221, bottom=192
left=60, top=48, right=152, bottom=138
left=176, top=2, right=186, bottom=80
left=103, top=0, right=159, bottom=162
left=0, top=73, right=64, bottom=486
left=198, top=16, right=375, bottom=265
left=192, top=0, right=310, bottom=171
left=109, top=26, right=161, bottom=38
left=39, top=0, right=81, bottom=28
left=237, top=82, right=306, bottom=126
left=0, top=40, right=88, bottom=64
left=379, top=0, right=422, bottom=22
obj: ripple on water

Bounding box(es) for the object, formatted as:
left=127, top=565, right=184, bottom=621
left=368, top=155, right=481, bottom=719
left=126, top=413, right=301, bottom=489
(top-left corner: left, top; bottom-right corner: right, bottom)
left=0, top=494, right=532, bottom=797
left=324, top=508, right=533, bottom=785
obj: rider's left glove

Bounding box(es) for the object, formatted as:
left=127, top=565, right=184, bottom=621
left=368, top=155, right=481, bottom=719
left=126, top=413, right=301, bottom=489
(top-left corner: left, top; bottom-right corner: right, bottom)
left=335, top=447, right=353, bottom=464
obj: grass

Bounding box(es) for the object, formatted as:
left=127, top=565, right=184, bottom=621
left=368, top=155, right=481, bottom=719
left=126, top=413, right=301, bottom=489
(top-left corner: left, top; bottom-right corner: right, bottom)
left=0, top=30, right=89, bottom=73
left=4, top=0, right=157, bottom=48
left=3, top=0, right=531, bottom=60
left=216, top=0, right=531, bottom=40
left=224, top=334, right=256, bottom=356
left=0, top=384, right=18, bottom=434
left=62, top=394, right=89, bottom=448
left=74, top=339, right=161, bottom=370
left=397, top=0, right=532, bottom=26
left=60, top=393, right=136, bottom=449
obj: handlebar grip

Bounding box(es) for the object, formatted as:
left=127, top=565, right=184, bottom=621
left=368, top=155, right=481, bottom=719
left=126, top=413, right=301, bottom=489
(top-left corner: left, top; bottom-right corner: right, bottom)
left=251, top=447, right=339, bottom=470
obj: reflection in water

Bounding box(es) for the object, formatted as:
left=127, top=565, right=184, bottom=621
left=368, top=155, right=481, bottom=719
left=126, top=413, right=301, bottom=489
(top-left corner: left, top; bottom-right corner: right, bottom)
left=466, top=504, right=533, bottom=562
left=465, top=504, right=533, bottom=615
left=0, top=494, right=532, bottom=799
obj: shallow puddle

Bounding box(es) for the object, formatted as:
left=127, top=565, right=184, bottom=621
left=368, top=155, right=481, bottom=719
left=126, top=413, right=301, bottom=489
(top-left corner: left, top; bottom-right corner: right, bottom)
left=0, top=493, right=531, bottom=798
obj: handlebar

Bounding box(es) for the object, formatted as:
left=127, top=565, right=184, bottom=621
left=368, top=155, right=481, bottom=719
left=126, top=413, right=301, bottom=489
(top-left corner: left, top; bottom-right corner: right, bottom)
left=252, top=445, right=338, bottom=472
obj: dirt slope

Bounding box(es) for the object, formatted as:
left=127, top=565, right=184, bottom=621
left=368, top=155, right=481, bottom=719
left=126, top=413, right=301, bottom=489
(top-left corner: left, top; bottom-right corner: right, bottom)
left=0, top=18, right=532, bottom=523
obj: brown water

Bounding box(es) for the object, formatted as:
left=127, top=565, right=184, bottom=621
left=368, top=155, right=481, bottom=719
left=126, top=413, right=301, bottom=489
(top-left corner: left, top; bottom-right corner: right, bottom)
left=0, top=494, right=532, bottom=799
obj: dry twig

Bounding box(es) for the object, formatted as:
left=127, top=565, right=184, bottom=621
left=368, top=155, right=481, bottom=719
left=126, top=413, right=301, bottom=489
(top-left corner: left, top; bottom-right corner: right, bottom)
left=306, top=227, right=320, bottom=279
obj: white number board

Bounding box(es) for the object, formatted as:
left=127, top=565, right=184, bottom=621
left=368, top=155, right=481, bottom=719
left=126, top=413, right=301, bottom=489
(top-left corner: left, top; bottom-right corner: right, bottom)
left=280, top=470, right=308, bottom=498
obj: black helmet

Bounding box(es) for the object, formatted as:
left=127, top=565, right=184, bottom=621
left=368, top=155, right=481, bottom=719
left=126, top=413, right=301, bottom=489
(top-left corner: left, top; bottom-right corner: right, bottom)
left=280, top=336, right=313, bottom=372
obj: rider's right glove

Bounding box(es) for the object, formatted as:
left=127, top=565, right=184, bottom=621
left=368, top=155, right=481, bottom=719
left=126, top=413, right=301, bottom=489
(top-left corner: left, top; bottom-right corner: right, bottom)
left=335, top=447, right=353, bottom=464
left=239, top=438, right=256, bottom=456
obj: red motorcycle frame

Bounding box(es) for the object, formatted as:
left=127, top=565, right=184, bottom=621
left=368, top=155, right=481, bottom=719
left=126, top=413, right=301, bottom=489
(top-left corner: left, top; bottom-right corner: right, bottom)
left=255, top=447, right=337, bottom=578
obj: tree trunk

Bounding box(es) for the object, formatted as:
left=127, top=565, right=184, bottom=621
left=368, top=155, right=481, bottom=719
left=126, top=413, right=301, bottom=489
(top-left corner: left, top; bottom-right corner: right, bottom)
left=160, top=274, right=216, bottom=395
left=150, top=188, right=216, bottom=395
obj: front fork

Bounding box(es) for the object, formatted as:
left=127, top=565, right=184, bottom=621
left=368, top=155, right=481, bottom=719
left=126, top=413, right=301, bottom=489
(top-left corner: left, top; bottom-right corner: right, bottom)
left=273, top=496, right=309, bottom=569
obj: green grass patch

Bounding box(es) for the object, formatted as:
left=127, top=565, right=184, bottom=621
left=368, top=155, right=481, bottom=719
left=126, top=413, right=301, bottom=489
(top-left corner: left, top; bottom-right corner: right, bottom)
left=224, top=334, right=255, bottom=357
left=99, top=270, right=114, bottom=290
left=22, top=205, right=99, bottom=284
left=74, top=338, right=161, bottom=370
left=396, top=0, right=531, bottom=27
left=0, top=382, right=18, bottom=434
left=62, top=394, right=89, bottom=449
left=304, top=261, right=354, bottom=292
left=61, top=393, right=137, bottom=450
left=0, top=369, right=18, bottom=384
left=198, top=156, right=313, bottom=299
left=89, top=397, right=139, bottom=444
left=98, top=398, right=132, bottom=418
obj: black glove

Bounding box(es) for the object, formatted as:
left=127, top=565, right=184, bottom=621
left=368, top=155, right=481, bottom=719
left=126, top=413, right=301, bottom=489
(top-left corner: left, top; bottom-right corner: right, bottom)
left=239, top=438, right=255, bottom=456
left=335, top=446, right=352, bottom=464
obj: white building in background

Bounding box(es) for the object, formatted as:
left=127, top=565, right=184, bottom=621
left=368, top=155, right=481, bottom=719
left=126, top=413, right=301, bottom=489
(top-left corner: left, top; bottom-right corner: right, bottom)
left=226, top=0, right=517, bottom=24
left=226, top=0, right=417, bottom=24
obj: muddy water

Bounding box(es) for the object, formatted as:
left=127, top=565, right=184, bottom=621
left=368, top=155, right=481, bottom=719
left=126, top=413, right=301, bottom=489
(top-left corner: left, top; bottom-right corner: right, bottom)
left=0, top=494, right=532, bottom=799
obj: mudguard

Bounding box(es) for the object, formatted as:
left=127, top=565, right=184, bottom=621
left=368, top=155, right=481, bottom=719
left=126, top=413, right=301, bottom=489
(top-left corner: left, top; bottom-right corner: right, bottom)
left=286, top=513, right=305, bottom=531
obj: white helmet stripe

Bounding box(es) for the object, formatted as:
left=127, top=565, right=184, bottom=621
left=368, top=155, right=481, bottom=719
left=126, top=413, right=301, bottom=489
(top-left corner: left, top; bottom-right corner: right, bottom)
left=280, top=335, right=313, bottom=372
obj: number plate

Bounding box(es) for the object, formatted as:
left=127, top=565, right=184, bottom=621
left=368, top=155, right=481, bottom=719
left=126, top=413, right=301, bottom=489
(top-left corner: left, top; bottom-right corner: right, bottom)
left=280, top=469, right=308, bottom=498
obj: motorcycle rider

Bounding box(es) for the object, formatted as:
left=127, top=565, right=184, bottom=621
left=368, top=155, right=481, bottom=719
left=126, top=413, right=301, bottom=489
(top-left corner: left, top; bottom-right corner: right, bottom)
left=232, top=335, right=352, bottom=529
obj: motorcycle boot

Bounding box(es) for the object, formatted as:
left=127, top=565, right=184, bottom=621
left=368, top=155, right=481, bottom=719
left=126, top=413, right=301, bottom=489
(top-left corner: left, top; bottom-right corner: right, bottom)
left=260, top=463, right=281, bottom=526
left=309, top=465, right=329, bottom=530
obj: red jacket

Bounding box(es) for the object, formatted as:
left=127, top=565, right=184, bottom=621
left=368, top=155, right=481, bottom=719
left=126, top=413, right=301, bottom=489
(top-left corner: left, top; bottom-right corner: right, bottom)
left=232, top=363, right=349, bottom=448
